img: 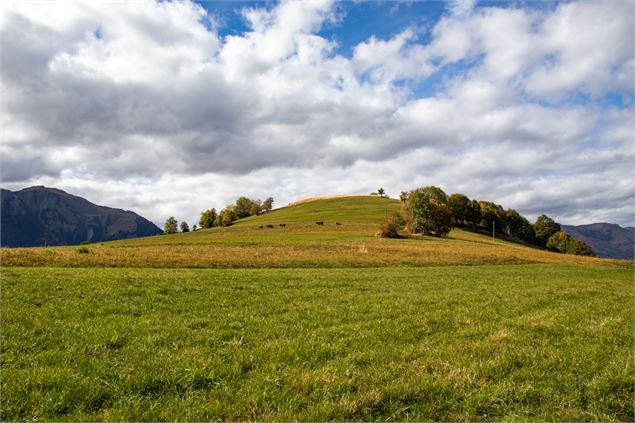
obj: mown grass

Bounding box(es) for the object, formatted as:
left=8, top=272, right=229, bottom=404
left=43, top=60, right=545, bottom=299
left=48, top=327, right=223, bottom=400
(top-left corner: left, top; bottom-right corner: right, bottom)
left=2, top=265, right=633, bottom=421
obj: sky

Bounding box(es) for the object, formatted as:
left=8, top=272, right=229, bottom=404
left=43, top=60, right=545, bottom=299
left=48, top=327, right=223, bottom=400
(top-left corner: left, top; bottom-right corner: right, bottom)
left=1, top=0, right=633, bottom=227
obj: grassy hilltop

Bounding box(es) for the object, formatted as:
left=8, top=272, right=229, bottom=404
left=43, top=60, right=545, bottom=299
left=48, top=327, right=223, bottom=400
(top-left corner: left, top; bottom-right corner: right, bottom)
left=1, top=195, right=633, bottom=421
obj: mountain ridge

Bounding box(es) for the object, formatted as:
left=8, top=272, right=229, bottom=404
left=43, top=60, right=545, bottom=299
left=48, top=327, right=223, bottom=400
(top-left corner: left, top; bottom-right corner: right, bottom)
left=1, top=186, right=162, bottom=247
left=561, top=222, right=633, bottom=260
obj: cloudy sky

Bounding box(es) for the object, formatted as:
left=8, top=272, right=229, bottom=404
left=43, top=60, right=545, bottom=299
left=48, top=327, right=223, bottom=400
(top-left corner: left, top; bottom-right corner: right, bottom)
left=1, top=0, right=633, bottom=227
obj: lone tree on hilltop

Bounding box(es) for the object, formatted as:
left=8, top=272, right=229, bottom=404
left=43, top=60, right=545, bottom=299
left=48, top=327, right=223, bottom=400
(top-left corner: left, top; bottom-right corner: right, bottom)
left=378, top=188, right=385, bottom=197
left=164, top=216, right=178, bottom=234
left=180, top=221, right=190, bottom=233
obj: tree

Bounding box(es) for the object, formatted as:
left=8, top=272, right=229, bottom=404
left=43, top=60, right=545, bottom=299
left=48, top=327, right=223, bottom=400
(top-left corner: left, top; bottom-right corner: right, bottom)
left=199, top=208, right=217, bottom=229
left=217, top=207, right=236, bottom=226
left=378, top=188, right=385, bottom=197
left=234, top=196, right=256, bottom=219
left=569, top=239, right=595, bottom=256
left=447, top=193, right=470, bottom=226
left=180, top=221, right=190, bottom=232
left=466, top=199, right=481, bottom=229
left=547, top=231, right=595, bottom=256
left=405, top=186, right=453, bottom=237
left=534, top=214, right=561, bottom=247
left=262, top=197, right=274, bottom=212
left=192, top=224, right=197, bottom=231
left=479, top=201, right=505, bottom=233
left=164, top=216, right=178, bottom=234
left=399, top=191, right=409, bottom=202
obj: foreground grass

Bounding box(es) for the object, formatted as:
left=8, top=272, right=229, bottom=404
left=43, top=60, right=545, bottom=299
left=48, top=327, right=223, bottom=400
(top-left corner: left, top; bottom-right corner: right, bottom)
left=2, top=265, right=633, bottom=421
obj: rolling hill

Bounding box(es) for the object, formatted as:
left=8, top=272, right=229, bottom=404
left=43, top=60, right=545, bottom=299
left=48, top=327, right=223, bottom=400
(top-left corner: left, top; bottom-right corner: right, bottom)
left=0, top=186, right=162, bottom=247
left=1, top=195, right=628, bottom=268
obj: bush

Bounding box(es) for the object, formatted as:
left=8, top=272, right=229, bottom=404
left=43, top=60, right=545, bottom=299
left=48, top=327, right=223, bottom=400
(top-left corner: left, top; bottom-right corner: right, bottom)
left=376, top=213, right=403, bottom=238
left=80, top=240, right=91, bottom=245
left=546, top=231, right=596, bottom=256
left=77, top=247, right=91, bottom=254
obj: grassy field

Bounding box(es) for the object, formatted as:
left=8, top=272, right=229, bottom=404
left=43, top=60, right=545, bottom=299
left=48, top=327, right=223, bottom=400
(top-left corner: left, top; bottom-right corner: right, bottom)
left=1, top=196, right=633, bottom=421
left=2, top=265, right=633, bottom=421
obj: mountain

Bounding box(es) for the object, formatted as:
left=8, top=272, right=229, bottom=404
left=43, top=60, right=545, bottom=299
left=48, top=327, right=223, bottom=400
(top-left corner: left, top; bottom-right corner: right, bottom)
left=561, top=223, right=634, bottom=260
left=1, top=186, right=162, bottom=247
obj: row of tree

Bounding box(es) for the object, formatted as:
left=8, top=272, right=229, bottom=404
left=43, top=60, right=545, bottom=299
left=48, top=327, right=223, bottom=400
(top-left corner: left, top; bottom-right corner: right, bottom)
left=163, top=196, right=274, bottom=234
left=383, top=186, right=594, bottom=256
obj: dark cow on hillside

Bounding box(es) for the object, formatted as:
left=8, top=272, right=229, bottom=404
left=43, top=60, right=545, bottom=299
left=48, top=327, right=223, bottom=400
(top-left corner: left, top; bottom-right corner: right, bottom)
left=279, top=224, right=286, bottom=227
left=266, top=225, right=274, bottom=228
left=258, top=225, right=264, bottom=229
left=315, top=221, right=324, bottom=225
left=335, top=222, right=342, bottom=226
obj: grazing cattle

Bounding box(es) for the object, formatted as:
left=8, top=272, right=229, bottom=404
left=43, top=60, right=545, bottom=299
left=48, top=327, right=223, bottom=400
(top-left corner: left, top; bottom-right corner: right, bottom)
left=335, top=222, right=342, bottom=226
left=316, top=221, right=324, bottom=225
left=258, top=225, right=264, bottom=229
left=266, top=224, right=274, bottom=228
left=279, top=224, right=286, bottom=227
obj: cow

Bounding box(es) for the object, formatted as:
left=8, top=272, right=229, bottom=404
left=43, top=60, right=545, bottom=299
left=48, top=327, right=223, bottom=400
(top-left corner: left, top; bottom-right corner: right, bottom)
left=335, top=222, right=342, bottom=226
left=266, top=224, right=274, bottom=228
left=258, top=225, right=264, bottom=229
left=316, top=221, right=324, bottom=225
left=279, top=224, right=286, bottom=227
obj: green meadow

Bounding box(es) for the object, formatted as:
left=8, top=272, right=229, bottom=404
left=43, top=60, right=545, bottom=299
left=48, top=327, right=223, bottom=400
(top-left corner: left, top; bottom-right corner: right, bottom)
left=1, top=196, right=633, bottom=421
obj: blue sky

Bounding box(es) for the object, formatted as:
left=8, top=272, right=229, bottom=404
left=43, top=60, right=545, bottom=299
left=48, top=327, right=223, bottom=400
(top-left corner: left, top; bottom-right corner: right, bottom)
left=1, top=0, right=633, bottom=226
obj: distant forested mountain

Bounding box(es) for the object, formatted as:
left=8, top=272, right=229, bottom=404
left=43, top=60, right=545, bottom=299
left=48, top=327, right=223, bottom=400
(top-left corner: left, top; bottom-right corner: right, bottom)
left=561, top=223, right=634, bottom=260
left=1, top=186, right=162, bottom=247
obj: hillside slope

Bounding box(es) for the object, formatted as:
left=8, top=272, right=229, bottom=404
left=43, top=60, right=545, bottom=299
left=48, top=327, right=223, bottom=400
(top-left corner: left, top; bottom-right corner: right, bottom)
left=562, top=223, right=634, bottom=260
left=0, top=186, right=162, bottom=247
left=2, top=195, right=627, bottom=268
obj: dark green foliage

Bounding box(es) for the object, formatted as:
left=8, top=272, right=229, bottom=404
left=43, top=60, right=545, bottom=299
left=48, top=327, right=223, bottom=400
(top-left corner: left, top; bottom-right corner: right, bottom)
left=534, top=214, right=561, bottom=247
left=467, top=199, right=481, bottom=229
left=479, top=201, right=506, bottom=233
left=180, top=221, right=189, bottom=233
left=234, top=197, right=261, bottom=219
left=163, top=216, right=178, bottom=234
left=547, top=231, right=596, bottom=256
left=447, top=193, right=471, bottom=226
left=406, top=187, right=453, bottom=237
left=199, top=208, right=217, bottom=229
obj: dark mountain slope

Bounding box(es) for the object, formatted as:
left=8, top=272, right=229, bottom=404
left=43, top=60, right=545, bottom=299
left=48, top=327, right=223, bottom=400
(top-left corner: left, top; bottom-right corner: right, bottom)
left=562, top=223, right=633, bottom=260
left=1, top=186, right=162, bottom=247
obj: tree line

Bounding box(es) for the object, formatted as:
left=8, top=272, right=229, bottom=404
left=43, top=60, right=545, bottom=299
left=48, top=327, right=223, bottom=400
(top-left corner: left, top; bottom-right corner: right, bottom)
left=163, top=196, right=274, bottom=234
left=381, top=186, right=594, bottom=256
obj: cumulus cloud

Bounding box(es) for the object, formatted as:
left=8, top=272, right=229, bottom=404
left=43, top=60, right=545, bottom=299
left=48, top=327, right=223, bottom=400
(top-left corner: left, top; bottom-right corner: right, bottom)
left=0, top=0, right=633, bottom=226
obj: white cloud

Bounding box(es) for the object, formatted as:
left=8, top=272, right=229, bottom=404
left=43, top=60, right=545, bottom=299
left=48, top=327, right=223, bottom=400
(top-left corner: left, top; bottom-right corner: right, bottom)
left=1, top=0, right=633, bottom=226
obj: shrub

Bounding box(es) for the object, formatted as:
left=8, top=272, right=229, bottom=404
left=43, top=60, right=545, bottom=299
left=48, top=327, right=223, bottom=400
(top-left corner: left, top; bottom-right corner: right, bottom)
left=376, top=213, right=403, bottom=238
left=77, top=247, right=91, bottom=254
left=80, top=240, right=91, bottom=245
